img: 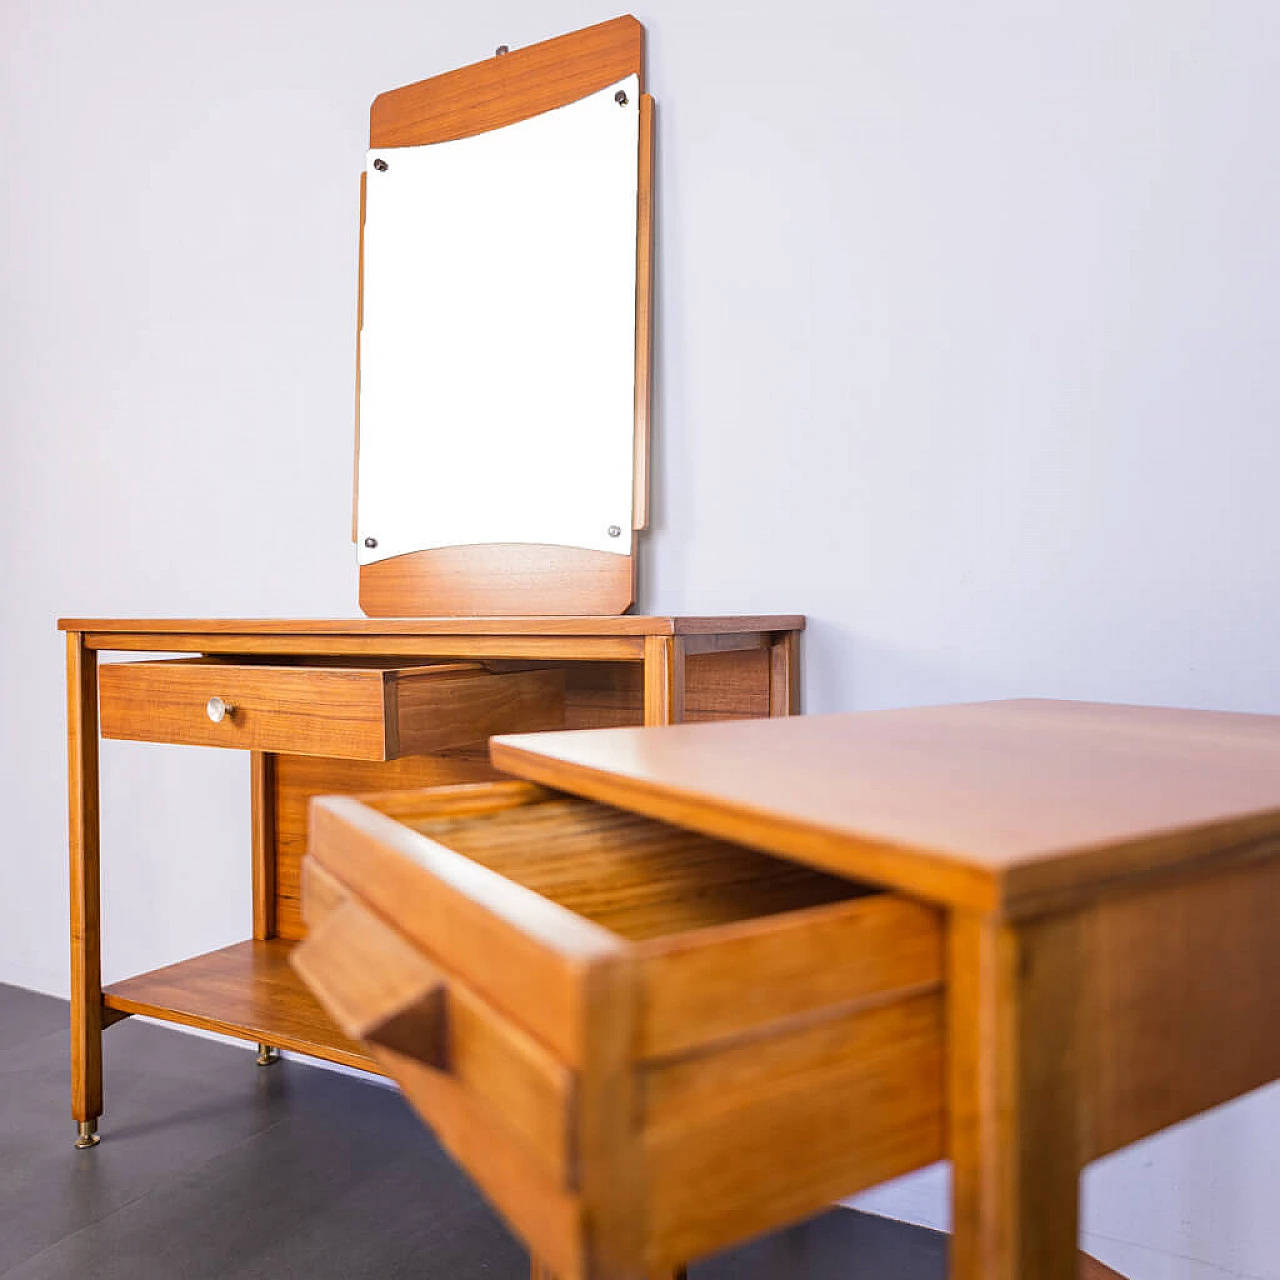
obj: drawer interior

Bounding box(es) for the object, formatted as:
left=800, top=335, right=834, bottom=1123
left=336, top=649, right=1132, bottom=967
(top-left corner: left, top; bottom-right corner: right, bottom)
left=303, top=782, right=946, bottom=1274
left=403, top=796, right=872, bottom=941
left=299, top=783, right=942, bottom=1274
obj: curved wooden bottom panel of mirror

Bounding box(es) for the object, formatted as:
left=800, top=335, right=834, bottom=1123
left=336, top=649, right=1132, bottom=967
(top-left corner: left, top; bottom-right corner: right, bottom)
left=360, top=543, right=635, bottom=617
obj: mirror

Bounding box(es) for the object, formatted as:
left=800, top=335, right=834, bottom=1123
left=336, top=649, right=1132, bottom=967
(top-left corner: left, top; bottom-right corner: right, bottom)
left=356, top=75, right=642, bottom=571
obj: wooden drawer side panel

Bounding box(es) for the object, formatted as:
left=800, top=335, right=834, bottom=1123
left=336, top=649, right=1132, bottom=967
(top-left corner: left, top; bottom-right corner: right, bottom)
left=394, top=667, right=566, bottom=754
left=642, top=993, right=946, bottom=1270
left=1084, top=855, right=1280, bottom=1161
left=636, top=894, right=945, bottom=1059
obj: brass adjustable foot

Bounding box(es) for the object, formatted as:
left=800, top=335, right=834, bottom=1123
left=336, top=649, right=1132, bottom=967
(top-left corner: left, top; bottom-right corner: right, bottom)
left=74, top=1120, right=100, bottom=1149
left=255, top=1043, right=281, bottom=1067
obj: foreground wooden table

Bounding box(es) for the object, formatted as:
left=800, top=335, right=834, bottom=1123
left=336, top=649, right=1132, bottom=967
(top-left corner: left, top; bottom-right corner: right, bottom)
left=495, top=700, right=1280, bottom=1278
left=297, top=700, right=1279, bottom=1279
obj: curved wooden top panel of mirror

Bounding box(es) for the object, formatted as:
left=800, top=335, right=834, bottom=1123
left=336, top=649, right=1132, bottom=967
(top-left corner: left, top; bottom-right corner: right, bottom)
left=355, top=16, right=653, bottom=617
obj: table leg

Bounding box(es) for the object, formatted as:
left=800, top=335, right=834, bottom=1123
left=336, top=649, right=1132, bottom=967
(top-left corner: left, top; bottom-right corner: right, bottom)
left=249, top=752, right=282, bottom=1068
left=249, top=750, right=277, bottom=941
left=948, top=911, right=1085, bottom=1280
left=67, top=631, right=103, bottom=1148
left=768, top=631, right=800, bottom=716
left=643, top=636, right=686, bottom=726
left=637, top=639, right=692, bottom=1280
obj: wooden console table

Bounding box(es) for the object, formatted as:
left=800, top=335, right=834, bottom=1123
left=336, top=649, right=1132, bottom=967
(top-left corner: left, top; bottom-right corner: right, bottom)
left=296, top=698, right=1279, bottom=1279
left=59, top=615, right=802, bottom=1151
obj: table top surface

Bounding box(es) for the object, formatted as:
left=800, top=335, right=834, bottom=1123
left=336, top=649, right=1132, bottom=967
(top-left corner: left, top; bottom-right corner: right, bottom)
left=58, top=615, right=802, bottom=638
left=492, top=698, right=1280, bottom=918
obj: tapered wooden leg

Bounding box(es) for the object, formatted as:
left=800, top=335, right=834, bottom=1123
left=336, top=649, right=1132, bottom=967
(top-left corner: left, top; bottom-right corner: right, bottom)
left=642, top=636, right=685, bottom=727
left=948, top=912, right=1085, bottom=1280
left=67, top=631, right=103, bottom=1146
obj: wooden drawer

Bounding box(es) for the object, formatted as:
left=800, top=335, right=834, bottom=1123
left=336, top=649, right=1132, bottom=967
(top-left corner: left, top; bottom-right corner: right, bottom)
left=294, top=782, right=945, bottom=1279
left=98, top=659, right=563, bottom=761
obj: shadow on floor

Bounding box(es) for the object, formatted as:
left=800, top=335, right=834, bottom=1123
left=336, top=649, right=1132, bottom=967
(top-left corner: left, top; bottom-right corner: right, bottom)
left=0, top=983, right=947, bottom=1279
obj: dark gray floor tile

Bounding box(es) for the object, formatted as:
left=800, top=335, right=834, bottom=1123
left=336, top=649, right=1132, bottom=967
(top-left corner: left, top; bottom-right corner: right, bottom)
left=0, top=985, right=946, bottom=1280
left=0, top=986, right=68, bottom=1052
left=696, top=1211, right=947, bottom=1278
left=5, top=1069, right=525, bottom=1280
left=0, top=1015, right=302, bottom=1271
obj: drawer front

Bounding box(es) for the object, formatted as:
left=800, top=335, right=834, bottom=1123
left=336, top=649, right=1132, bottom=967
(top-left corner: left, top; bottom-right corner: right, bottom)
left=295, top=860, right=573, bottom=1179
left=300, top=781, right=946, bottom=1276
left=98, top=659, right=563, bottom=761
left=293, top=858, right=583, bottom=1278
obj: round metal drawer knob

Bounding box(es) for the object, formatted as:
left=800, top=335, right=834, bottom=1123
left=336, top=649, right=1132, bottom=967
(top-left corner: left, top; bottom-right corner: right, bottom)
left=206, top=696, right=234, bottom=724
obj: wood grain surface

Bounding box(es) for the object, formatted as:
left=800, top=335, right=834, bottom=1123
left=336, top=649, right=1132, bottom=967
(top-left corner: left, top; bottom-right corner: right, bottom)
left=643, top=993, right=945, bottom=1270
left=66, top=632, right=103, bottom=1125
left=369, top=16, right=643, bottom=149
left=1083, top=854, right=1280, bottom=1160
left=273, top=752, right=504, bottom=941
left=250, top=751, right=276, bottom=939
left=61, top=615, right=804, bottom=637
left=403, top=795, right=862, bottom=942
left=635, top=893, right=942, bottom=1059
left=492, top=699, right=1280, bottom=918
left=302, top=781, right=954, bottom=1280
left=643, top=636, right=685, bottom=726
left=359, top=544, right=636, bottom=619
left=98, top=659, right=563, bottom=761
left=102, top=940, right=377, bottom=1073
left=564, top=650, right=772, bottom=729
left=98, top=659, right=460, bottom=759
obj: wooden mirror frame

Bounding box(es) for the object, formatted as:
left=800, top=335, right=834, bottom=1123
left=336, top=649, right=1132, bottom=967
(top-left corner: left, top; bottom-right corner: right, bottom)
left=354, top=16, right=654, bottom=618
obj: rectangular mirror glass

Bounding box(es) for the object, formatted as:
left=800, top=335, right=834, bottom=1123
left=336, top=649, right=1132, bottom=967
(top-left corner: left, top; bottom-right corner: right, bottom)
left=356, top=75, right=641, bottom=568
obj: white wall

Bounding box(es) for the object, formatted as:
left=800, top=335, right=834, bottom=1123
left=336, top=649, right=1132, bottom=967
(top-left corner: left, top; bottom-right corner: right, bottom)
left=3, top=1, right=1278, bottom=1275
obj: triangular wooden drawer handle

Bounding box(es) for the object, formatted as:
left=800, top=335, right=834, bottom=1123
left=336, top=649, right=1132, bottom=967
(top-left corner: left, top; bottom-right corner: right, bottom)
left=292, top=895, right=449, bottom=1071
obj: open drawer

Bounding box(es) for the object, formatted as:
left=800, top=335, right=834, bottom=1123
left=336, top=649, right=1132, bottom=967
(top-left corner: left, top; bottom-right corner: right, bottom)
left=97, top=658, right=564, bottom=761
left=293, top=781, right=945, bottom=1278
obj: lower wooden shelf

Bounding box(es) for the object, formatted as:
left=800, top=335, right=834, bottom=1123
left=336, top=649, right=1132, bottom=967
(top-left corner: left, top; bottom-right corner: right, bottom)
left=102, top=938, right=380, bottom=1074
